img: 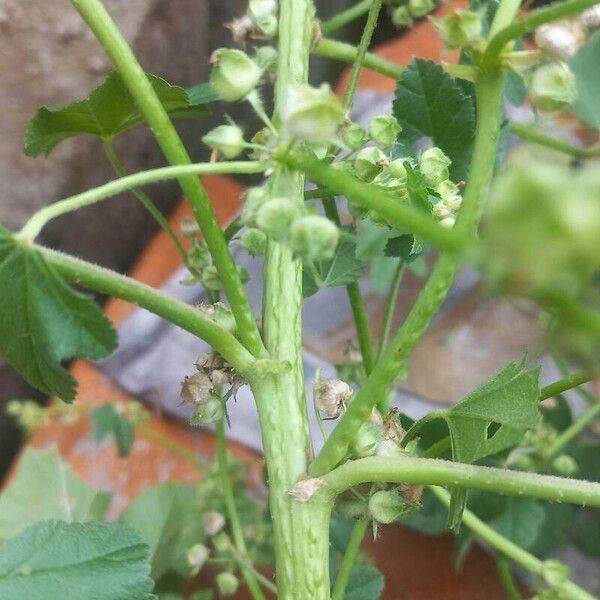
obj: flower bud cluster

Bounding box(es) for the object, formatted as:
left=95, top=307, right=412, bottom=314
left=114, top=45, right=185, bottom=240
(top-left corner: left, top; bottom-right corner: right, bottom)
left=226, top=0, right=278, bottom=46
left=431, top=10, right=482, bottom=51
left=528, top=61, right=577, bottom=113
left=210, top=48, right=263, bottom=102
left=385, top=0, right=439, bottom=30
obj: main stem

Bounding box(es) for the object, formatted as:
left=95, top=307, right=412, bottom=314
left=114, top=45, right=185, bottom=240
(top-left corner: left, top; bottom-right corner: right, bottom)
left=250, top=1, right=333, bottom=598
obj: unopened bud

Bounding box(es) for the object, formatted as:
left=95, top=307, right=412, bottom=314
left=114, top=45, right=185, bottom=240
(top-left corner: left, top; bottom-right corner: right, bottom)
left=256, top=13, right=278, bottom=36
left=210, top=48, right=262, bottom=102
left=281, top=84, right=345, bottom=142
left=315, top=379, right=352, bottom=418
left=392, top=6, right=413, bottom=28
left=432, top=10, right=482, bottom=50
left=419, top=147, right=452, bottom=187
left=342, top=122, right=368, bottom=150
left=335, top=493, right=368, bottom=519
left=433, top=202, right=452, bottom=219
left=239, top=228, right=267, bottom=256
left=369, top=489, right=415, bottom=524
left=186, top=543, right=209, bottom=575
left=387, top=158, right=408, bottom=180
left=289, top=215, right=339, bottom=261
left=409, top=0, right=436, bottom=19
left=534, top=21, right=585, bottom=60
left=529, top=62, right=577, bottom=112
left=213, top=532, right=231, bottom=554
left=249, top=0, right=277, bottom=20
left=241, top=187, right=270, bottom=227
left=190, top=394, right=224, bottom=426
left=552, top=454, right=577, bottom=475
left=255, top=46, right=278, bottom=74
left=216, top=572, right=239, bottom=597
left=351, top=421, right=383, bottom=458
left=369, top=115, right=401, bottom=147
left=202, top=124, right=244, bottom=159
left=440, top=216, right=456, bottom=229
left=541, top=560, right=570, bottom=589
left=202, top=511, right=226, bottom=536
left=256, top=197, right=301, bottom=241
left=201, top=265, right=223, bottom=291
left=354, top=146, right=388, bottom=181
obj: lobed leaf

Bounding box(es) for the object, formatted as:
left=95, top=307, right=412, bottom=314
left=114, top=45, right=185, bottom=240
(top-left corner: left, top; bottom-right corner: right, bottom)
left=343, top=564, right=384, bottom=600
left=25, top=72, right=215, bottom=157
left=0, top=520, right=154, bottom=600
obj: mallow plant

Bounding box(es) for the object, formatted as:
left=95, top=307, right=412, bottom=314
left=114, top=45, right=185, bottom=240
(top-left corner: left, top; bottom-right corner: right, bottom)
left=1, top=0, right=600, bottom=598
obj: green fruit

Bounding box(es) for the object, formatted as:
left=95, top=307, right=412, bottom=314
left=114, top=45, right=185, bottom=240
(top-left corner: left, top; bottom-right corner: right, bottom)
left=289, top=215, right=340, bottom=261
left=256, top=197, right=301, bottom=241
left=350, top=421, right=382, bottom=458
left=529, top=62, right=577, bottom=112
left=368, top=490, right=414, bottom=524
left=369, top=115, right=402, bottom=147
left=202, top=124, right=245, bottom=158
left=239, top=228, right=267, bottom=256
left=216, top=572, right=239, bottom=596
left=210, top=48, right=262, bottom=101
left=431, top=10, right=482, bottom=50
left=354, top=146, right=388, bottom=181
left=419, top=147, right=451, bottom=187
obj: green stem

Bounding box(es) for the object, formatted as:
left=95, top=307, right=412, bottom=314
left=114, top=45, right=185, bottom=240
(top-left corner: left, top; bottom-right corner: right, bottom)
left=310, top=70, right=505, bottom=478
left=36, top=244, right=255, bottom=376
left=322, top=197, right=375, bottom=375
left=377, top=259, right=406, bottom=358
left=19, top=161, right=266, bottom=242
left=279, top=153, right=464, bottom=252
left=342, top=0, right=383, bottom=109
left=543, top=402, right=600, bottom=460
left=313, top=38, right=403, bottom=80
left=431, top=487, right=596, bottom=600
left=330, top=518, right=369, bottom=600
left=540, top=370, right=597, bottom=400
left=488, top=0, right=523, bottom=37
left=324, top=456, right=600, bottom=508
left=509, top=123, right=600, bottom=160
left=227, top=547, right=278, bottom=595
left=495, top=556, right=524, bottom=600
left=321, top=0, right=373, bottom=33
left=484, top=0, right=600, bottom=62
left=216, top=419, right=266, bottom=600
left=537, top=288, right=600, bottom=338
left=70, top=0, right=265, bottom=357
left=139, top=426, right=206, bottom=469
left=102, top=140, right=188, bottom=265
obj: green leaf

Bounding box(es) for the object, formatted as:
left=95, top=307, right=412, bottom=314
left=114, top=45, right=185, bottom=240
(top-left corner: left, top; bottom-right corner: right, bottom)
left=25, top=71, right=214, bottom=157
left=0, top=520, right=154, bottom=600
left=0, top=230, right=117, bottom=402
left=385, top=234, right=424, bottom=263
left=444, top=362, right=541, bottom=528
left=91, top=404, right=135, bottom=458
left=343, top=564, right=384, bottom=600
left=571, top=510, right=600, bottom=557
left=404, top=162, right=430, bottom=213
left=120, top=483, right=204, bottom=580
left=355, top=221, right=400, bottom=294
left=393, top=59, right=476, bottom=181
left=570, top=32, right=600, bottom=130
left=490, top=497, right=546, bottom=550
left=303, top=238, right=364, bottom=297
left=0, top=448, right=111, bottom=541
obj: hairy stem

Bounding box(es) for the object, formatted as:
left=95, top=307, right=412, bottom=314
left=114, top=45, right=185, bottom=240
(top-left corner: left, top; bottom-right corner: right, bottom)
left=321, top=0, right=373, bottom=33
left=19, top=162, right=267, bottom=242
left=36, top=245, right=255, bottom=376
left=431, top=487, right=596, bottom=600
left=324, top=456, right=600, bottom=508
left=215, top=419, right=266, bottom=600
left=70, top=0, right=265, bottom=356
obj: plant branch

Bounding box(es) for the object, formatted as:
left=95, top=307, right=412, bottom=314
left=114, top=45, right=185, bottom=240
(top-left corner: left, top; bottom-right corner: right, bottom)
left=19, top=161, right=267, bottom=242
left=324, top=456, right=600, bottom=508
left=377, top=259, right=406, bottom=358
left=216, top=419, right=266, bottom=600
left=278, top=153, right=465, bottom=252
left=484, top=0, right=600, bottom=62
left=70, top=0, right=265, bottom=357
left=36, top=245, right=256, bottom=376
left=540, top=370, right=597, bottom=400
left=509, top=123, right=600, bottom=160
left=321, top=0, right=373, bottom=34
left=431, top=487, right=596, bottom=600
left=495, top=556, right=524, bottom=600
left=330, top=518, right=369, bottom=600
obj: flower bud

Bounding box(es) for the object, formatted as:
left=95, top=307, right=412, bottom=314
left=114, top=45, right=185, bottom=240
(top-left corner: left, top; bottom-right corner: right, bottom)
left=368, top=490, right=414, bottom=524
left=433, top=202, right=452, bottom=219
left=281, top=84, right=345, bottom=142
left=431, top=11, right=482, bottom=50
left=541, top=560, right=570, bottom=589
left=256, top=13, right=278, bottom=36
left=354, top=146, right=388, bottom=181
left=392, top=6, right=413, bottom=28
left=419, top=146, right=451, bottom=187
left=529, top=62, right=577, bottom=112
left=440, top=216, right=456, bottom=229
left=255, top=46, right=278, bottom=75
left=256, top=197, right=301, bottom=241
left=241, top=187, right=270, bottom=227
left=199, top=302, right=237, bottom=334
left=202, top=124, right=244, bottom=159
left=186, top=543, right=209, bottom=576
left=213, top=532, right=232, bottom=554
left=335, top=493, right=368, bottom=519
left=369, top=115, right=401, bottom=147
left=190, top=394, right=224, bottom=426
left=376, top=439, right=405, bottom=458
left=315, top=379, right=353, bottom=418
left=387, top=158, right=408, bottom=180
left=342, top=122, right=368, bottom=150
left=202, top=511, right=226, bottom=536
left=216, top=572, right=239, bottom=597
left=534, top=21, right=585, bottom=60
left=552, top=454, right=577, bottom=475
left=249, top=0, right=277, bottom=20
left=289, top=215, right=340, bottom=261
left=409, top=0, right=436, bottom=19
left=351, top=421, right=383, bottom=458
left=209, top=48, right=262, bottom=101
left=201, top=265, right=223, bottom=291
left=239, top=228, right=267, bottom=256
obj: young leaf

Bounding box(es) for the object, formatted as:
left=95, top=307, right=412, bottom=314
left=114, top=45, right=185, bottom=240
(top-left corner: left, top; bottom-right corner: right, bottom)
left=303, top=239, right=364, bottom=298
left=120, top=483, right=204, bottom=580
left=25, top=71, right=215, bottom=157
left=0, top=521, right=154, bottom=600
left=384, top=234, right=423, bottom=263
left=393, top=59, right=476, bottom=181
left=404, top=162, right=430, bottom=213
left=569, top=32, right=600, bottom=130
left=444, top=362, right=541, bottom=528
left=0, top=448, right=111, bottom=542
left=0, top=229, right=117, bottom=402
left=343, top=565, right=384, bottom=600
left=91, top=404, right=135, bottom=458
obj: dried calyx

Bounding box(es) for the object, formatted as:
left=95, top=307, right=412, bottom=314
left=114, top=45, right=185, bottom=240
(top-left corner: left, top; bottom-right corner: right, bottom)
left=314, top=378, right=353, bottom=418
